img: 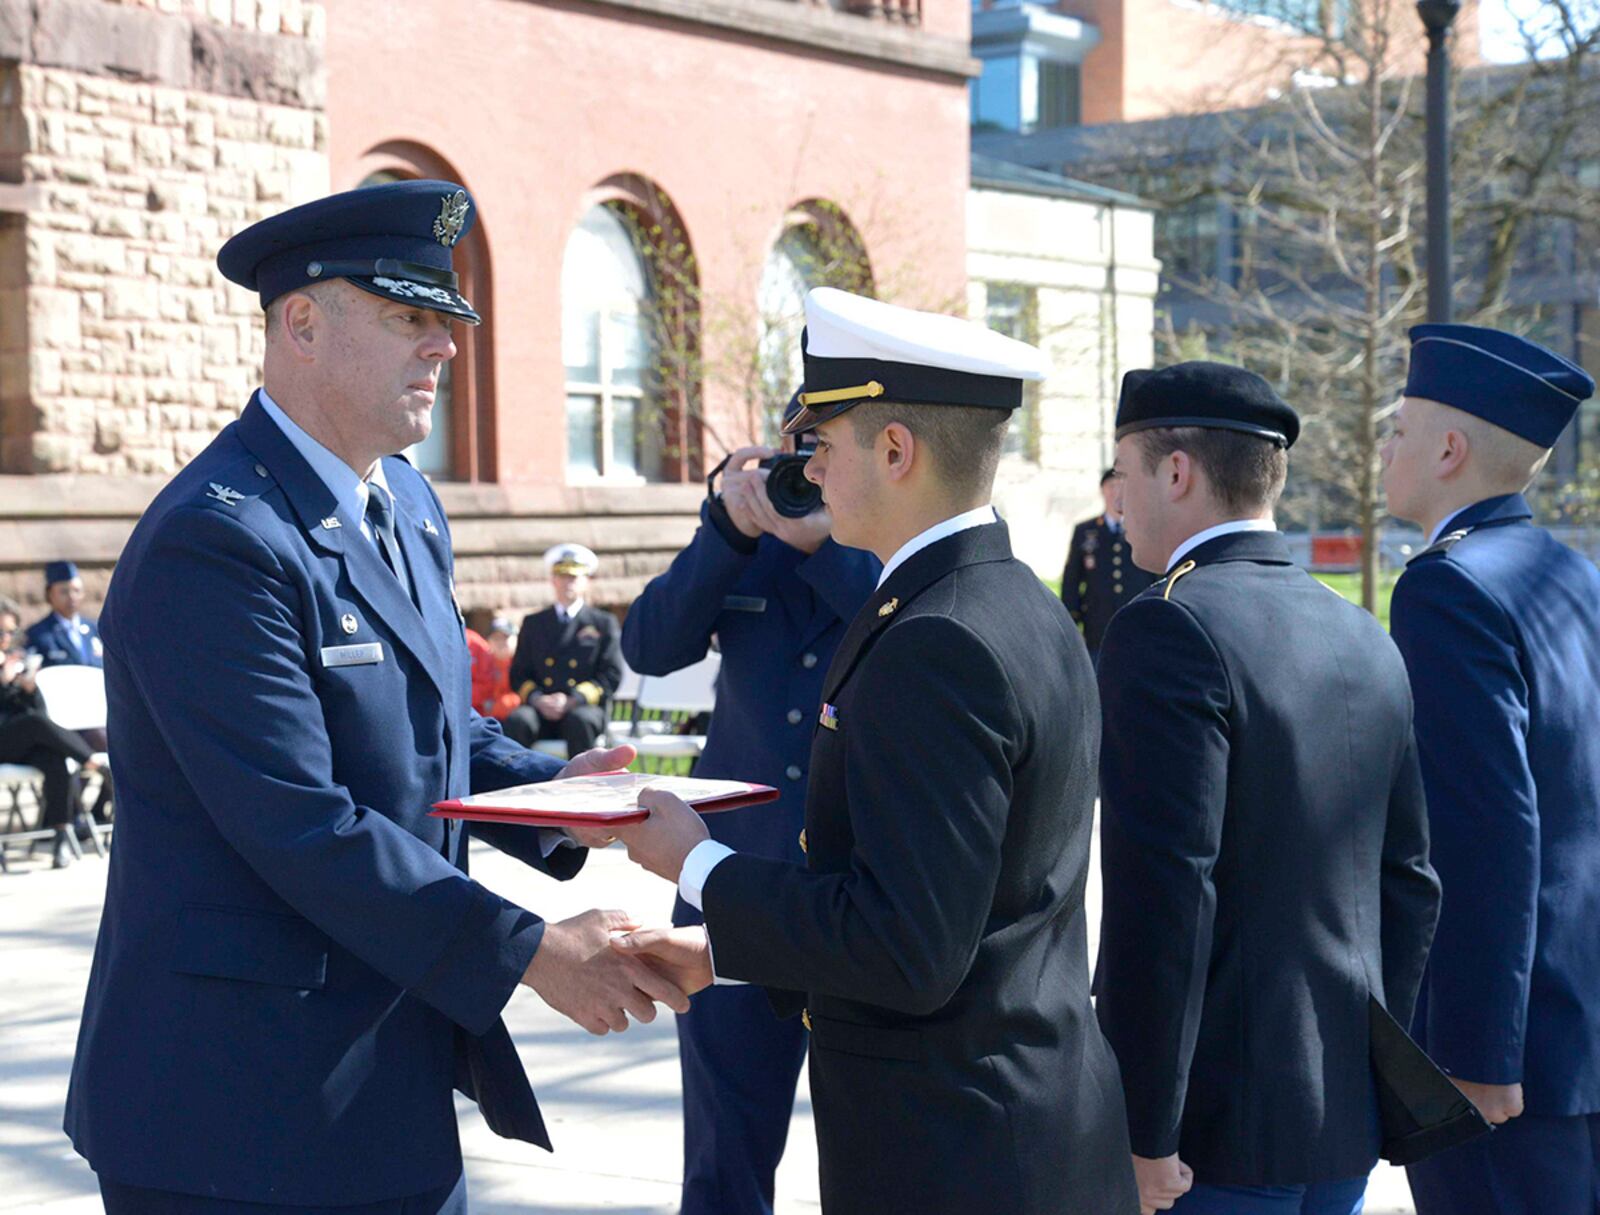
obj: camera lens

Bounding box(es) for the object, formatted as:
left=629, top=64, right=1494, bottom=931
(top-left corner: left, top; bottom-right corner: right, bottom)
left=762, top=454, right=822, bottom=518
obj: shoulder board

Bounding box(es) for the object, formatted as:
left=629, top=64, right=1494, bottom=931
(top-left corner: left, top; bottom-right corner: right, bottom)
left=1162, top=559, right=1198, bottom=600
left=1409, top=526, right=1473, bottom=564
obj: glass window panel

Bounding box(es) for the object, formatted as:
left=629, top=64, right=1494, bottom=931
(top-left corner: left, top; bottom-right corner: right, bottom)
left=567, top=393, right=600, bottom=475
left=611, top=395, right=639, bottom=475
left=608, top=309, right=650, bottom=390
left=986, top=284, right=1037, bottom=461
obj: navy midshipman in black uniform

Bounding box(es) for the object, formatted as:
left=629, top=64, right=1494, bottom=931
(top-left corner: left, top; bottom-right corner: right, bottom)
left=1060, top=469, right=1158, bottom=656
left=1382, top=324, right=1600, bottom=1215
left=1094, top=363, right=1482, bottom=1215
left=610, top=287, right=1141, bottom=1214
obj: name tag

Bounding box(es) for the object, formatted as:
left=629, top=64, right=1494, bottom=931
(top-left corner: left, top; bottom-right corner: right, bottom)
left=723, top=595, right=768, bottom=613
left=320, top=643, right=384, bottom=668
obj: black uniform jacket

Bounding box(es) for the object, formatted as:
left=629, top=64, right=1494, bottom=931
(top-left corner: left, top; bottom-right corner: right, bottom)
left=1095, top=529, right=1441, bottom=1186
left=702, top=520, right=1140, bottom=1215
left=1060, top=515, right=1158, bottom=651
left=508, top=603, right=623, bottom=709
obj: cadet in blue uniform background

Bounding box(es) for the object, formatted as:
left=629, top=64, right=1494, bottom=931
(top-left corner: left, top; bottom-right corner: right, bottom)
left=1060, top=467, right=1158, bottom=657
left=504, top=543, right=624, bottom=756
left=64, top=181, right=687, bottom=1215
left=621, top=399, right=880, bottom=1215
left=26, top=560, right=103, bottom=669
left=1094, top=363, right=1446, bottom=1215
left=1382, top=324, right=1600, bottom=1215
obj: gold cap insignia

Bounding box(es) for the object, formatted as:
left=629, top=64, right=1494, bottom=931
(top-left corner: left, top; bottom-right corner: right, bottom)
left=433, top=190, right=469, bottom=247
left=878, top=597, right=899, bottom=618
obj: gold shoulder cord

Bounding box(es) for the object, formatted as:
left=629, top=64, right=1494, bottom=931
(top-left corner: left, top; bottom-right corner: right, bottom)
left=1162, top=559, right=1197, bottom=600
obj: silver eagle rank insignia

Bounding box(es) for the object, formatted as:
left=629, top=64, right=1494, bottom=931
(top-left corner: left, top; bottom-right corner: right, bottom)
left=433, top=190, right=469, bottom=247
left=207, top=483, right=245, bottom=506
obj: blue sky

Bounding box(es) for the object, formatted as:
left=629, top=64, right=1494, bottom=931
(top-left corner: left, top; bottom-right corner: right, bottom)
left=1476, top=0, right=1583, bottom=63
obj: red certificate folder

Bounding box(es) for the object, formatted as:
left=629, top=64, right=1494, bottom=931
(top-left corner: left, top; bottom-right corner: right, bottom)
left=431, top=771, right=779, bottom=828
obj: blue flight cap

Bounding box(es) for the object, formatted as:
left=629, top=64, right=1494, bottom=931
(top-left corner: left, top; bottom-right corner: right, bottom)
left=217, top=179, right=482, bottom=324
left=45, top=560, right=79, bottom=586
left=1406, top=324, right=1594, bottom=449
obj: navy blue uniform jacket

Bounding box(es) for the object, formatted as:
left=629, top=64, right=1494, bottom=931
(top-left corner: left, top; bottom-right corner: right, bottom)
left=700, top=521, right=1140, bottom=1214
left=1391, top=493, right=1600, bottom=1117
left=26, top=612, right=103, bottom=668
left=1060, top=515, right=1157, bottom=652
left=621, top=501, right=878, bottom=864
left=1096, top=530, right=1440, bottom=1185
left=64, top=396, right=578, bottom=1205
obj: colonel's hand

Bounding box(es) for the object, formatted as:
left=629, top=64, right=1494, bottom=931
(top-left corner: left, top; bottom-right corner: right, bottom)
left=1453, top=1079, right=1524, bottom=1125
left=612, top=788, right=710, bottom=881
left=520, top=909, right=690, bottom=1035
left=553, top=745, right=638, bottom=849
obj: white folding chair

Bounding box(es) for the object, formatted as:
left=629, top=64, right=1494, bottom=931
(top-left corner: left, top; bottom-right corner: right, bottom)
left=624, top=651, right=721, bottom=770
left=32, top=665, right=112, bottom=853
left=0, top=764, right=50, bottom=871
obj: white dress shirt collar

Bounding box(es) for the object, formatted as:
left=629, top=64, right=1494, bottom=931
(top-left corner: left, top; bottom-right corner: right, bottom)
left=257, top=387, right=390, bottom=536
left=876, top=505, right=998, bottom=589
left=557, top=600, right=586, bottom=621
left=1165, top=517, right=1276, bottom=573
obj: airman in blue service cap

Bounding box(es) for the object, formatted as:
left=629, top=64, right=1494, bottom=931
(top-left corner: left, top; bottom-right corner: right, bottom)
left=217, top=178, right=482, bottom=324
left=45, top=559, right=79, bottom=586
left=1404, top=323, right=1594, bottom=447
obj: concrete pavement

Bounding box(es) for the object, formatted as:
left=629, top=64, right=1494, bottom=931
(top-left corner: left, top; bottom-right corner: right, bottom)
left=0, top=837, right=1418, bottom=1212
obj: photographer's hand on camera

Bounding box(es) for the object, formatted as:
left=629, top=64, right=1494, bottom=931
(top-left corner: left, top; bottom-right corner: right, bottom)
left=716, top=446, right=832, bottom=556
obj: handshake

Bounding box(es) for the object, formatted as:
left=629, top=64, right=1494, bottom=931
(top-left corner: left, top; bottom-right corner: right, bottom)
left=514, top=748, right=723, bottom=1035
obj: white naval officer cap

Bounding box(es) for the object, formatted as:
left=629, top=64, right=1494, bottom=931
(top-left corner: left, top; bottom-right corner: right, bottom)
left=543, top=543, right=598, bottom=576
left=783, top=287, right=1052, bottom=435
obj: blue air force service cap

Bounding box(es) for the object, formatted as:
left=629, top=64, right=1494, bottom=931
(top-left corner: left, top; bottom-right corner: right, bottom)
left=783, top=288, right=1051, bottom=435
left=217, top=179, right=481, bottom=324
left=1115, top=361, right=1299, bottom=449
left=1405, top=324, right=1595, bottom=449
left=44, top=560, right=79, bottom=586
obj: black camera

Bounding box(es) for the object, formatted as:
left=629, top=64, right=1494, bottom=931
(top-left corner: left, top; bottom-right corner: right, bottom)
left=759, top=452, right=822, bottom=518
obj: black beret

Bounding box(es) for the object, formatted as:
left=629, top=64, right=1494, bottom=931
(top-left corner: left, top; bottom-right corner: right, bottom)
left=1114, top=361, right=1299, bottom=449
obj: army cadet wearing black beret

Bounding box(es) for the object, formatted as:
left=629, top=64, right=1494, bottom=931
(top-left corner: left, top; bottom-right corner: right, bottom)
left=1094, top=362, right=1479, bottom=1213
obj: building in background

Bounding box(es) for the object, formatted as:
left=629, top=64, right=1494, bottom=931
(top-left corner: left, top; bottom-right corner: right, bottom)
left=0, top=0, right=1148, bottom=614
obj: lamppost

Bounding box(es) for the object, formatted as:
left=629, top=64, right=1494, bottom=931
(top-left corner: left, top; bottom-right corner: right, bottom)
left=1419, top=0, right=1462, bottom=322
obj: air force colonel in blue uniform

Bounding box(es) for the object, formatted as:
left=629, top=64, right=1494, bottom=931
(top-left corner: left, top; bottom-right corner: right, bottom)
left=1382, top=325, right=1600, bottom=1215
left=64, top=181, right=687, bottom=1214
left=27, top=560, right=103, bottom=668
left=621, top=399, right=880, bottom=1215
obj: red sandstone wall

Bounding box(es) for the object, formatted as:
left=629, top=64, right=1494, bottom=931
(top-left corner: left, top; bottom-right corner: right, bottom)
left=325, top=0, right=972, bottom=489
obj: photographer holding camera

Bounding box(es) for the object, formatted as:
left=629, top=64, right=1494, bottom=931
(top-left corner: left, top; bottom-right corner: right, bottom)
left=621, top=397, right=880, bottom=1215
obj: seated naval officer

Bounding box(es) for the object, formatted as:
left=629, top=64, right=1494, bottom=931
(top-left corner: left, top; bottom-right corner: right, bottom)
left=609, top=287, right=1141, bottom=1214
left=1093, top=363, right=1446, bottom=1214
left=63, top=180, right=688, bottom=1215
left=26, top=560, right=103, bottom=669
left=1381, top=325, right=1600, bottom=1215
left=503, top=543, right=623, bottom=756
left=1060, top=466, right=1159, bottom=660
left=621, top=390, right=881, bottom=1215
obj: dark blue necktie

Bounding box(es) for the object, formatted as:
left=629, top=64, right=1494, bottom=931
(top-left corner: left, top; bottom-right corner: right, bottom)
left=365, top=484, right=412, bottom=601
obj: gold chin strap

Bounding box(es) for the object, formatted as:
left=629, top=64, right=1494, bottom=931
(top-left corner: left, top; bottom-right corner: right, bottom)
left=797, top=381, right=885, bottom=407
left=1162, top=559, right=1197, bottom=600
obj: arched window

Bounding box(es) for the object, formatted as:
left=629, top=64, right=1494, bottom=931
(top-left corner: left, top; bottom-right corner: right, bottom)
left=352, top=150, right=495, bottom=482
left=562, top=204, right=664, bottom=481
left=755, top=204, right=874, bottom=442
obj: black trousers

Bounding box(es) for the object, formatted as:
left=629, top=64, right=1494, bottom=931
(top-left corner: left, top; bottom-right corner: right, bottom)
left=502, top=703, right=608, bottom=755
left=98, top=1170, right=466, bottom=1215
left=0, top=711, right=93, bottom=828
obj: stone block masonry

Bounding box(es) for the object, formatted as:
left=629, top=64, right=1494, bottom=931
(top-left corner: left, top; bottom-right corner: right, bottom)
left=0, top=0, right=328, bottom=477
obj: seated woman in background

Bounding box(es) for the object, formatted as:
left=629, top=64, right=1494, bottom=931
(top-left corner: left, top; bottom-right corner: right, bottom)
left=0, top=599, right=103, bottom=868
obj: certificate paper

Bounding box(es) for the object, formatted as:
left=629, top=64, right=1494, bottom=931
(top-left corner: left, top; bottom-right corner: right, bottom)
left=431, top=771, right=778, bottom=827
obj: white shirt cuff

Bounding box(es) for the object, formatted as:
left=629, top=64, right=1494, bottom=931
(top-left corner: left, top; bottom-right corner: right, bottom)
left=538, top=828, right=577, bottom=858
left=678, top=839, right=735, bottom=910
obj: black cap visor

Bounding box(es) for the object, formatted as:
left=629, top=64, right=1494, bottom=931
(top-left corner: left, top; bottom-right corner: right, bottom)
left=345, top=274, right=481, bottom=325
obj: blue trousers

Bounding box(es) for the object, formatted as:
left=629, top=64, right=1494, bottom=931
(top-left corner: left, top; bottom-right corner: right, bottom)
left=98, top=1172, right=465, bottom=1215
left=1407, top=1111, right=1600, bottom=1215
left=676, top=980, right=808, bottom=1215
left=1174, top=1176, right=1368, bottom=1214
